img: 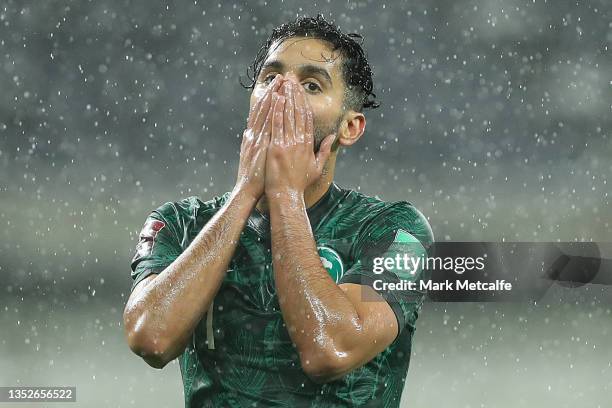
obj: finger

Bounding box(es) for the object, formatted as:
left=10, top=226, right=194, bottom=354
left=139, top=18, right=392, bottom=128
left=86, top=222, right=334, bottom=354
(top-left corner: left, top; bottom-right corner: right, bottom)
left=253, top=84, right=276, bottom=133
left=294, top=83, right=307, bottom=143
left=300, top=89, right=314, bottom=143
left=253, top=75, right=283, bottom=131
left=280, top=80, right=291, bottom=146
left=259, top=92, right=277, bottom=145
left=277, top=78, right=287, bottom=97
left=283, top=81, right=296, bottom=145
left=315, top=133, right=336, bottom=172
left=248, top=75, right=281, bottom=129
left=272, top=94, right=286, bottom=146
left=304, top=104, right=314, bottom=147
left=247, top=85, right=270, bottom=128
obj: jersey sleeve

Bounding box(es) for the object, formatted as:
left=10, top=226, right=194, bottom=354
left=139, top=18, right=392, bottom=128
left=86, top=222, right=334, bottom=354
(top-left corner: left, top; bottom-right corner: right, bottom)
left=129, top=203, right=183, bottom=292
left=338, top=201, right=434, bottom=337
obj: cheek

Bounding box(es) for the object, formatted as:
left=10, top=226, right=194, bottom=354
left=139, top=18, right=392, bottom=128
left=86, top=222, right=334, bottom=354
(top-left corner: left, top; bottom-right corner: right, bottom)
left=308, top=95, right=339, bottom=122
left=306, top=95, right=334, bottom=114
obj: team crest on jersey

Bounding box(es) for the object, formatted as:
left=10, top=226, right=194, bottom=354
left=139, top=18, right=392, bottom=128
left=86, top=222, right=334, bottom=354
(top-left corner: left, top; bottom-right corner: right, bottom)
left=317, top=246, right=344, bottom=283
left=135, top=219, right=165, bottom=258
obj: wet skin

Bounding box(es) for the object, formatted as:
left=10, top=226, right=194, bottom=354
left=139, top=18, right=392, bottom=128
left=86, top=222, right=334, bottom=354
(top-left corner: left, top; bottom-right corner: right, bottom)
left=251, top=38, right=400, bottom=382
left=123, top=37, right=397, bottom=384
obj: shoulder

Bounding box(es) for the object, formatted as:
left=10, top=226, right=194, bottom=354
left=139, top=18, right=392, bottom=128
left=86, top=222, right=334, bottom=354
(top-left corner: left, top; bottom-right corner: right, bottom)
left=389, top=200, right=434, bottom=248
left=376, top=200, right=434, bottom=244
left=148, top=191, right=232, bottom=231
left=343, top=187, right=434, bottom=248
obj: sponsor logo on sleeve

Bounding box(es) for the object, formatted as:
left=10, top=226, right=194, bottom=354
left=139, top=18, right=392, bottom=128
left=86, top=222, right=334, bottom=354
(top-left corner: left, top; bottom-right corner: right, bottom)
left=135, top=219, right=165, bottom=258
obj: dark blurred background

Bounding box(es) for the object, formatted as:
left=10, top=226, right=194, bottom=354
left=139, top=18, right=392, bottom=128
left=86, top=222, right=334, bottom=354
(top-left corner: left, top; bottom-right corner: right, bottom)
left=1, top=0, right=610, bottom=406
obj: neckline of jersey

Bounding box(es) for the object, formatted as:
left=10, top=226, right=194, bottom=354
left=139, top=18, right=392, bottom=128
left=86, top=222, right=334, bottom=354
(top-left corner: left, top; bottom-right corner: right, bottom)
left=249, top=181, right=344, bottom=235
left=256, top=181, right=341, bottom=219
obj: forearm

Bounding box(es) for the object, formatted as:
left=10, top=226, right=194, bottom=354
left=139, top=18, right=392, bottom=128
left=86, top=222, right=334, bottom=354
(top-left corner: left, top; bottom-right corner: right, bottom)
left=125, top=186, right=257, bottom=361
left=269, top=191, right=364, bottom=365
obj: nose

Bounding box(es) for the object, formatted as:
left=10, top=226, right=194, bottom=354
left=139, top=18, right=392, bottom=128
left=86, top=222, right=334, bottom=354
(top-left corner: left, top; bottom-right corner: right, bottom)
left=276, top=73, right=300, bottom=87
left=271, top=74, right=298, bottom=97
left=285, top=73, right=300, bottom=83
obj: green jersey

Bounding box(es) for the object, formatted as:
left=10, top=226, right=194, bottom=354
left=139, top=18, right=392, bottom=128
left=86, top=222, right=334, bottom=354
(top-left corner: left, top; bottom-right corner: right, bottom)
left=130, top=182, right=434, bottom=407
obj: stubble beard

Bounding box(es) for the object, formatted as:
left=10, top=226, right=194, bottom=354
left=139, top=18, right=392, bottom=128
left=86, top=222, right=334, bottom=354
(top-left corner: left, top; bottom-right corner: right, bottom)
left=313, top=114, right=342, bottom=154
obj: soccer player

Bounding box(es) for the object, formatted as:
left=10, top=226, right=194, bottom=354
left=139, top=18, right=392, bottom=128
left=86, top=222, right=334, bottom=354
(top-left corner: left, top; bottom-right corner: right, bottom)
left=123, top=14, right=434, bottom=408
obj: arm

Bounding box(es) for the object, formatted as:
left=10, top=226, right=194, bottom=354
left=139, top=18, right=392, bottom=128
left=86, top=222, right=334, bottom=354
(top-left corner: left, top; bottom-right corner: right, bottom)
left=123, top=186, right=257, bottom=368
left=265, top=80, right=399, bottom=383
left=269, top=192, right=399, bottom=383
left=123, top=74, right=283, bottom=368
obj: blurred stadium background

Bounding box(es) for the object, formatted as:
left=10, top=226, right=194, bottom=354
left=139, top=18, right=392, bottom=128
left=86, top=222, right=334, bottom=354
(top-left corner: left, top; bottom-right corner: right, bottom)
left=1, top=0, right=610, bottom=406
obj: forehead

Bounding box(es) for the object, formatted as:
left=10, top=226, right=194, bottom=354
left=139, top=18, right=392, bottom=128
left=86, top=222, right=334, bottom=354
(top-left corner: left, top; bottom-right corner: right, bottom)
left=263, top=37, right=343, bottom=81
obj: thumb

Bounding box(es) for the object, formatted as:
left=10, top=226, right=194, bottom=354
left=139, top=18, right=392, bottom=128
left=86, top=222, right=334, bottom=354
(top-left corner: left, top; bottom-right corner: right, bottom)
left=315, top=133, right=336, bottom=172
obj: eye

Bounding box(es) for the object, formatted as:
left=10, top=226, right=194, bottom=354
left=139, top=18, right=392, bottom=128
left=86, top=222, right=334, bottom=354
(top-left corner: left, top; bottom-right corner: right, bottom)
left=262, top=73, right=277, bottom=84
left=303, top=81, right=321, bottom=93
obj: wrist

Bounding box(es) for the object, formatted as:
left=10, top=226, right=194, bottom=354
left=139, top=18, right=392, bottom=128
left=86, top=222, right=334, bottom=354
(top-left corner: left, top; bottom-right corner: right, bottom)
left=266, top=188, right=306, bottom=211
left=231, top=183, right=261, bottom=206
left=266, top=187, right=305, bottom=202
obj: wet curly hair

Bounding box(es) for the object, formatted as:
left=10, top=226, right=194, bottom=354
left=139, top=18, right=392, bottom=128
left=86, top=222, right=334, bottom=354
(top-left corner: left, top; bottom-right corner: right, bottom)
left=240, top=14, right=380, bottom=112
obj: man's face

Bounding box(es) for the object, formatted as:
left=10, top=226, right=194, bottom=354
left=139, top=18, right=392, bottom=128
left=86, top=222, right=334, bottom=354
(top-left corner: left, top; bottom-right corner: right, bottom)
left=250, top=37, right=346, bottom=152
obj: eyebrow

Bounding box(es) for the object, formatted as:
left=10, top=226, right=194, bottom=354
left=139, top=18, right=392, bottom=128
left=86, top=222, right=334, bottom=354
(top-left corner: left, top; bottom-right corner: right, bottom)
left=259, top=59, right=334, bottom=87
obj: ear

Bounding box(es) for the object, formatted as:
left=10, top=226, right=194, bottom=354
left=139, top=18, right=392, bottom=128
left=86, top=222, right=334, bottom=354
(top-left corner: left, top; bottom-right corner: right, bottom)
left=336, top=111, right=366, bottom=147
